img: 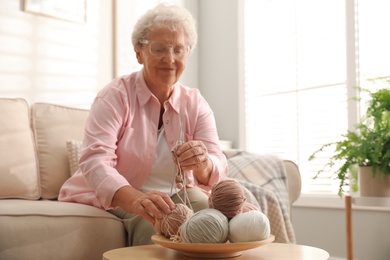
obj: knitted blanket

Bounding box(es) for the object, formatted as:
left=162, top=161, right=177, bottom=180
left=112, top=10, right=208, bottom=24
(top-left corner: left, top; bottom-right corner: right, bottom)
left=225, top=150, right=296, bottom=243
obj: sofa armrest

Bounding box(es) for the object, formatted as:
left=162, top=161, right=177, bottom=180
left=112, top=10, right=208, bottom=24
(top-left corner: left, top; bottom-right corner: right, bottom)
left=283, top=160, right=301, bottom=206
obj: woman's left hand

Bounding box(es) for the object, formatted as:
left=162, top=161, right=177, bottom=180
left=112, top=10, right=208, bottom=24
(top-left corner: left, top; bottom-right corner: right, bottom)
left=174, top=140, right=210, bottom=173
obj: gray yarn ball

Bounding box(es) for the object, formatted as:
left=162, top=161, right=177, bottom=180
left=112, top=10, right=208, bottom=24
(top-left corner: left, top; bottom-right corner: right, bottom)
left=180, top=208, right=229, bottom=243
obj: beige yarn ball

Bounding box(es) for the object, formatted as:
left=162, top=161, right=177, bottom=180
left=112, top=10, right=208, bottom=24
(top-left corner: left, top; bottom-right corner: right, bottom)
left=242, top=201, right=260, bottom=212
left=180, top=208, right=229, bottom=244
left=228, top=210, right=270, bottom=243
left=154, top=203, right=193, bottom=239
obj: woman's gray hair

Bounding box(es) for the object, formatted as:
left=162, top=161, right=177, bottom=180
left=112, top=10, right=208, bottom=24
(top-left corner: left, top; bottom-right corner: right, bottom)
left=132, top=3, right=197, bottom=54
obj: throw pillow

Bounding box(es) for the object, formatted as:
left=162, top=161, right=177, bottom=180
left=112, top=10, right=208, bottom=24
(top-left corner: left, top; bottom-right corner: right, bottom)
left=66, top=140, right=82, bottom=176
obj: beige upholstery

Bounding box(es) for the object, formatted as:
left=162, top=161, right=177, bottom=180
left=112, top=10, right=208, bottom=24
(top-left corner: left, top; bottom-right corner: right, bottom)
left=0, top=98, right=40, bottom=199
left=0, top=200, right=126, bottom=260
left=284, top=160, right=302, bottom=206
left=0, top=99, right=125, bottom=260
left=31, top=103, right=89, bottom=199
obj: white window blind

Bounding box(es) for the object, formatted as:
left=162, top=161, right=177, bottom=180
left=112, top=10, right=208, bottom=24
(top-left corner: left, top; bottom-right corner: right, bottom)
left=358, top=0, right=390, bottom=92
left=244, top=0, right=390, bottom=195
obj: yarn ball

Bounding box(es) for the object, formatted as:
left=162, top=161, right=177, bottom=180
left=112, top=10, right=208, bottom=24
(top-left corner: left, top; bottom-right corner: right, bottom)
left=180, top=208, right=229, bottom=244
left=154, top=203, right=193, bottom=239
left=208, top=179, right=246, bottom=219
left=228, top=210, right=271, bottom=243
left=242, top=201, right=260, bottom=212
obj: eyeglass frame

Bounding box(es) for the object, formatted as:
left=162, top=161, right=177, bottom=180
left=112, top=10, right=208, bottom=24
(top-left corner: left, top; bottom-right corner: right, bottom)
left=138, top=39, right=191, bottom=59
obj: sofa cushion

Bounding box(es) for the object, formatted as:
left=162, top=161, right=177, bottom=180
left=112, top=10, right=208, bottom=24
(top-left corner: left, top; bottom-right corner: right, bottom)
left=0, top=200, right=126, bottom=260
left=31, top=103, right=89, bottom=199
left=0, top=98, right=40, bottom=199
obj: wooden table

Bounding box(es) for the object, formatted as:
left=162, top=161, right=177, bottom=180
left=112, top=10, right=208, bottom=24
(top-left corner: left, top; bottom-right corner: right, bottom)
left=103, top=243, right=330, bottom=260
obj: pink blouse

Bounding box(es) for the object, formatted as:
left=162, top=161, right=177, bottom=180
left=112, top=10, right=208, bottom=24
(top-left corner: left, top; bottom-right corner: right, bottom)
left=58, top=70, right=228, bottom=210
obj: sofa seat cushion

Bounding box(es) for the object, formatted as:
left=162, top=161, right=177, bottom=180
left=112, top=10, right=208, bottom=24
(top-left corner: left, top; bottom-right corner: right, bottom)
left=0, top=200, right=126, bottom=260
left=0, top=98, right=40, bottom=199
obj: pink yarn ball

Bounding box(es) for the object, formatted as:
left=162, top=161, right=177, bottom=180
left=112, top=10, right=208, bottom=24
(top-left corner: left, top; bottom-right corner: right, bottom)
left=242, top=201, right=260, bottom=212
left=154, top=203, right=193, bottom=239
left=208, top=179, right=246, bottom=219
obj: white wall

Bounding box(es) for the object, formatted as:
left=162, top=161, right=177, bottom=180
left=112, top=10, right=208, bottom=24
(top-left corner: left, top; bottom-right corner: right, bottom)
left=0, top=0, right=113, bottom=108
left=198, top=0, right=243, bottom=148
left=292, top=199, right=390, bottom=260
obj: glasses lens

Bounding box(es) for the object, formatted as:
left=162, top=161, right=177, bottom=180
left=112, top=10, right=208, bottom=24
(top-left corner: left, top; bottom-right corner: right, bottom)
left=149, top=43, right=166, bottom=56
left=149, top=43, right=189, bottom=58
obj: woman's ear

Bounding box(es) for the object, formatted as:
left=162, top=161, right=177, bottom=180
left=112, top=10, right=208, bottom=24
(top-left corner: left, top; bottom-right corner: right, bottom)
left=135, top=47, right=143, bottom=64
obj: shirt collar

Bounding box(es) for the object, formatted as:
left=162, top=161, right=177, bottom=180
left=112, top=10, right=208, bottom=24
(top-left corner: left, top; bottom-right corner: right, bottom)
left=166, top=84, right=181, bottom=114
left=135, top=69, right=182, bottom=113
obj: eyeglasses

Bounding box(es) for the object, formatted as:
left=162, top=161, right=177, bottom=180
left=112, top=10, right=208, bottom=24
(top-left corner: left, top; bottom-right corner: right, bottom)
left=139, top=39, right=190, bottom=59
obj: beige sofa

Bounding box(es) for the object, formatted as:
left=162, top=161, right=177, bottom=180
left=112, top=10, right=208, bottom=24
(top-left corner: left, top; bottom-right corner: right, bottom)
left=0, top=98, right=301, bottom=260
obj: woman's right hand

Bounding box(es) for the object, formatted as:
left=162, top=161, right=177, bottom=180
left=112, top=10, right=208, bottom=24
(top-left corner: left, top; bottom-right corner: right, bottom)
left=111, top=186, right=176, bottom=223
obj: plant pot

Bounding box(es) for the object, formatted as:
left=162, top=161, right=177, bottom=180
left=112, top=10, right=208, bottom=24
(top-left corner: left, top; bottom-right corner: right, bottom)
left=359, top=166, right=390, bottom=197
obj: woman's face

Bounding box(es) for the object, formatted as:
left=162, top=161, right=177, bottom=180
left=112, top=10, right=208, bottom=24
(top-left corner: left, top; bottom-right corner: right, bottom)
left=136, top=27, right=189, bottom=91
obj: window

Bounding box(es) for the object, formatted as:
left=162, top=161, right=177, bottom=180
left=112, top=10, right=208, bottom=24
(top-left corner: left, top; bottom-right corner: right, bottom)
left=244, top=0, right=390, bottom=194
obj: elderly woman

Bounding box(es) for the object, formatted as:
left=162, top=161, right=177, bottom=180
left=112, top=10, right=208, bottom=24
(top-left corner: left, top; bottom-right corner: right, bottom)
left=58, top=4, right=228, bottom=246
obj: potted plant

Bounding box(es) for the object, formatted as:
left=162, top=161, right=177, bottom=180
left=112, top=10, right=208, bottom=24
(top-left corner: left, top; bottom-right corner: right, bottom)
left=308, top=79, right=390, bottom=196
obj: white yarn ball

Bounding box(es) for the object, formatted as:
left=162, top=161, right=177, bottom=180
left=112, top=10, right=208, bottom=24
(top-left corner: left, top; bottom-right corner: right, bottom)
left=181, top=208, right=229, bottom=244
left=228, top=210, right=270, bottom=243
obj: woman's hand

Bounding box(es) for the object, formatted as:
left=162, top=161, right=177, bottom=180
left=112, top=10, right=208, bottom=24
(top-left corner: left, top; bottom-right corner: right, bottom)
left=111, top=186, right=176, bottom=223
left=174, top=140, right=213, bottom=184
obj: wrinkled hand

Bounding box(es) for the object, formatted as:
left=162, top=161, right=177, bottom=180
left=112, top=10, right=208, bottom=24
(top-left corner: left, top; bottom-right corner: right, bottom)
left=174, top=140, right=209, bottom=172
left=112, top=187, right=176, bottom=224
left=132, top=190, right=176, bottom=223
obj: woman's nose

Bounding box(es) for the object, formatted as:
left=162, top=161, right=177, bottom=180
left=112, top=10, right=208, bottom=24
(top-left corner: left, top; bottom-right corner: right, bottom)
left=162, top=49, right=175, bottom=62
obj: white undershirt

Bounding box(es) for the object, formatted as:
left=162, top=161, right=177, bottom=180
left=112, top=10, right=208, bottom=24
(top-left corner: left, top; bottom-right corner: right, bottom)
left=141, top=126, right=176, bottom=195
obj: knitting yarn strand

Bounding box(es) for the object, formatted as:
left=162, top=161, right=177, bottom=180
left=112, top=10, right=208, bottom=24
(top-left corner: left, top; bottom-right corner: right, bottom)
left=170, top=139, right=192, bottom=211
